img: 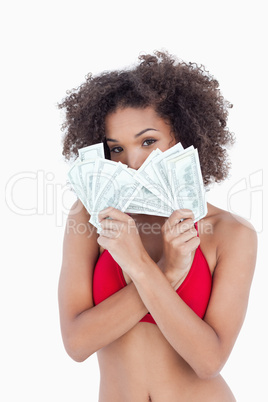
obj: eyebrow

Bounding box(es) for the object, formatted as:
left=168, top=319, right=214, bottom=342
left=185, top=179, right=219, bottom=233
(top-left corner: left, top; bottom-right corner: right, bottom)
left=106, top=128, right=159, bottom=142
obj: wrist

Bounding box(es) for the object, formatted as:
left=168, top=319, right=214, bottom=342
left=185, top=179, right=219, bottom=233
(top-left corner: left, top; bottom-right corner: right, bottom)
left=129, top=254, right=157, bottom=284
left=156, top=257, right=177, bottom=287
left=127, top=252, right=155, bottom=282
left=156, top=256, right=165, bottom=271
left=157, top=259, right=192, bottom=290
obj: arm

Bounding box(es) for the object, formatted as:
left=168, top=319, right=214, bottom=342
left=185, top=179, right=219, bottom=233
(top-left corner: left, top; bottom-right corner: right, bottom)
left=98, top=208, right=257, bottom=379
left=130, top=217, right=257, bottom=379
left=58, top=200, right=148, bottom=362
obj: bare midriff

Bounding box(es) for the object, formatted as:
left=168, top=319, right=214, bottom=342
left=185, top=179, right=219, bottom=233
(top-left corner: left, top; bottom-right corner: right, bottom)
left=97, top=322, right=236, bottom=402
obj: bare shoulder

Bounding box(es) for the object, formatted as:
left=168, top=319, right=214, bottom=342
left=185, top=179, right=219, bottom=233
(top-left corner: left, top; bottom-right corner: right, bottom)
left=66, top=198, right=91, bottom=225
left=209, top=203, right=257, bottom=249
left=203, top=203, right=257, bottom=276
left=65, top=198, right=96, bottom=236
left=62, top=199, right=100, bottom=267
left=198, top=203, right=257, bottom=277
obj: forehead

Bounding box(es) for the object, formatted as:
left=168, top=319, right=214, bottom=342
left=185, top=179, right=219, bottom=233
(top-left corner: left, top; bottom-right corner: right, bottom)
left=105, top=107, right=170, bottom=137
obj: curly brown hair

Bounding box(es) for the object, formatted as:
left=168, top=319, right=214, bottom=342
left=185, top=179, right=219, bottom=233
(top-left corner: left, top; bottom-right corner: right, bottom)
left=58, top=50, right=234, bottom=186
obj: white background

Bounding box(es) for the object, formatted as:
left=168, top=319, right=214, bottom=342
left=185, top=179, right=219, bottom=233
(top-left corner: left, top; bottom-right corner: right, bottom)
left=1, top=0, right=267, bottom=401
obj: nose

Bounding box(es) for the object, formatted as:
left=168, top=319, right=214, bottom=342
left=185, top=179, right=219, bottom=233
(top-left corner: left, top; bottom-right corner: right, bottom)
left=126, top=150, right=146, bottom=170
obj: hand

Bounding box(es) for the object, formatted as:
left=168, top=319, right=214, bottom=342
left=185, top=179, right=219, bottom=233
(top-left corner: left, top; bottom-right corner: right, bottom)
left=158, top=209, right=200, bottom=288
left=97, top=207, right=150, bottom=279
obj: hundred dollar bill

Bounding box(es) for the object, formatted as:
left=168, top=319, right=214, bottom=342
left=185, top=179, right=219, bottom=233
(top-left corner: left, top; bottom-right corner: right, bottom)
left=90, top=162, right=141, bottom=231
left=68, top=143, right=105, bottom=211
left=125, top=203, right=170, bottom=217
left=133, top=148, right=174, bottom=209
left=165, top=148, right=207, bottom=221
left=93, top=161, right=140, bottom=211
left=68, top=159, right=94, bottom=211
left=125, top=185, right=173, bottom=217
left=92, top=158, right=119, bottom=205
left=151, top=142, right=184, bottom=200
left=76, top=158, right=100, bottom=212
left=78, top=143, right=105, bottom=161
left=69, top=142, right=207, bottom=227
left=164, top=145, right=194, bottom=165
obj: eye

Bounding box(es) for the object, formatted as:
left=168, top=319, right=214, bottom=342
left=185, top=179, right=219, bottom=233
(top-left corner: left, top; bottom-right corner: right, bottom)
left=143, top=139, right=157, bottom=146
left=110, top=146, right=123, bottom=154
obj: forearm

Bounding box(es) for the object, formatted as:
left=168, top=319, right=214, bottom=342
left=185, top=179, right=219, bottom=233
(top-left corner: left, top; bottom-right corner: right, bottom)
left=131, top=259, right=222, bottom=379
left=63, top=283, right=147, bottom=362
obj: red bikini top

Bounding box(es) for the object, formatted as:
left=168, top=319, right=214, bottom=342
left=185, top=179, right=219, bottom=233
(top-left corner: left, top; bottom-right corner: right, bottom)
left=93, top=224, right=212, bottom=325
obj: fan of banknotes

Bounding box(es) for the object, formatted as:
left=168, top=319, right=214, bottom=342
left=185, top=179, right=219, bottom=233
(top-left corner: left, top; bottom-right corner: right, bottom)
left=67, top=142, right=207, bottom=231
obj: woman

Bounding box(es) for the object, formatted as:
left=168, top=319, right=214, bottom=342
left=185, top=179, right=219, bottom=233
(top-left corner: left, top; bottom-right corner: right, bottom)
left=58, top=51, right=257, bottom=401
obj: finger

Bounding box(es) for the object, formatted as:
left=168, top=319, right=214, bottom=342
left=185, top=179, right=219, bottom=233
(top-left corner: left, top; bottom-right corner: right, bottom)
left=173, top=235, right=200, bottom=255
left=171, top=218, right=195, bottom=235
left=100, top=219, right=124, bottom=231
left=172, top=226, right=198, bottom=244
left=98, top=207, right=133, bottom=223
left=163, top=217, right=195, bottom=237
left=99, top=229, right=120, bottom=239
left=97, top=234, right=110, bottom=249
left=183, top=236, right=201, bottom=253
left=163, top=209, right=195, bottom=230
left=99, top=216, right=137, bottom=237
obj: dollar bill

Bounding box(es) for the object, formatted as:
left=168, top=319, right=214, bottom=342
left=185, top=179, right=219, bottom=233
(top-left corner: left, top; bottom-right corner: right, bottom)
left=68, top=141, right=207, bottom=229
left=76, top=158, right=99, bottom=212
left=90, top=162, right=142, bottom=231
left=165, top=148, right=207, bottom=221
left=125, top=203, right=170, bottom=217
left=68, top=160, right=92, bottom=211
left=125, top=185, right=173, bottom=216
left=150, top=142, right=184, bottom=200
left=133, top=148, right=174, bottom=208
left=78, top=143, right=104, bottom=161
left=91, top=158, right=119, bottom=205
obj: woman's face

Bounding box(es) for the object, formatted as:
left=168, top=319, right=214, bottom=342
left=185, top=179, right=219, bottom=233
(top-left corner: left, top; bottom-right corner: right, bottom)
left=105, top=107, right=176, bottom=170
